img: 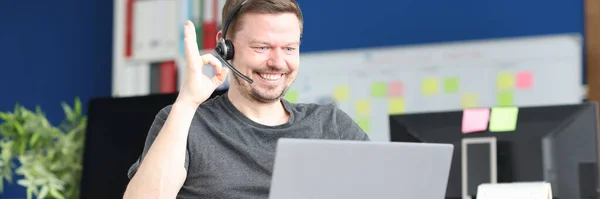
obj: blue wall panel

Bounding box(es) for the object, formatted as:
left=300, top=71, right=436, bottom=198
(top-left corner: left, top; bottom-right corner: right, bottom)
left=0, top=1, right=114, bottom=198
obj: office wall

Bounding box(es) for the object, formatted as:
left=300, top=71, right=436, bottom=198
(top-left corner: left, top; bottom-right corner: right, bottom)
left=0, top=0, right=583, bottom=198
left=297, top=0, right=584, bottom=82
left=0, top=1, right=114, bottom=198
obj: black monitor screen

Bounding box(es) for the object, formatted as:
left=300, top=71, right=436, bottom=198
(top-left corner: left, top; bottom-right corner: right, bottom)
left=79, top=90, right=227, bottom=199
left=389, top=102, right=600, bottom=199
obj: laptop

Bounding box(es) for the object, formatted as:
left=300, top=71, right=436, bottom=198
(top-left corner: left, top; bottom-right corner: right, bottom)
left=268, top=138, right=454, bottom=199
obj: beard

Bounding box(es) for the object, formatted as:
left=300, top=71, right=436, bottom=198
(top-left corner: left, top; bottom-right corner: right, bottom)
left=233, top=68, right=291, bottom=104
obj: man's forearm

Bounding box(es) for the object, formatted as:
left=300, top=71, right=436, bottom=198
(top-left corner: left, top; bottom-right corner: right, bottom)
left=124, top=102, right=197, bottom=199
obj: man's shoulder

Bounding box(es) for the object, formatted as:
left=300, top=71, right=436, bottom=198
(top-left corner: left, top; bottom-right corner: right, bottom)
left=286, top=101, right=350, bottom=120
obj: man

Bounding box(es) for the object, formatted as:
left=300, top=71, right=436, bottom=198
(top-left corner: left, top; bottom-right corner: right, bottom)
left=123, top=0, right=369, bottom=198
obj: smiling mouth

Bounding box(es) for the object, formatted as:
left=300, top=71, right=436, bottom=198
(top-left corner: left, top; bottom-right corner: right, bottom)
left=256, top=73, right=285, bottom=81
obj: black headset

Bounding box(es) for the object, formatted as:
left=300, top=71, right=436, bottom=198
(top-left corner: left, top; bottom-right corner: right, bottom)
left=214, top=0, right=254, bottom=84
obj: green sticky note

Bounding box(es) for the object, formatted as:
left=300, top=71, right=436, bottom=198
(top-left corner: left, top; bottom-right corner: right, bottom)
left=498, top=91, right=514, bottom=106
left=284, top=90, right=299, bottom=103
left=489, top=107, right=519, bottom=132
left=371, top=82, right=387, bottom=97
left=421, top=77, right=439, bottom=95
left=444, top=77, right=459, bottom=93
left=355, top=100, right=370, bottom=115
left=356, top=117, right=370, bottom=133
left=388, top=97, right=405, bottom=114
left=497, top=72, right=514, bottom=90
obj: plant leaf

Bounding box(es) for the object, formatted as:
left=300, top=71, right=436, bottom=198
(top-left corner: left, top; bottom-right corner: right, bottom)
left=17, top=179, right=30, bottom=187
left=74, top=97, right=82, bottom=116
left=14, top=122, right=24, bottom=135
left=29, top=132, right=40, bottom=146
left=61, top=103, right=74, bottom=123
left=39, top=185, right=49, bottom=199
left=0, top=175, right=3, bottom=193
left=27, top=187, right=32, bottom=199
left=0, top=112, right=10, bottom=121
left=49, top=187, right=66, bottom=199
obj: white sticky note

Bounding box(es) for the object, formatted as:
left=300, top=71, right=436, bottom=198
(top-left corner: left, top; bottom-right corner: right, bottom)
left=476, top=182, right=552, bottom=199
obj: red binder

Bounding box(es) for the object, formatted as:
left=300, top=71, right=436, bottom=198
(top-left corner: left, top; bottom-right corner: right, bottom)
left=159, top=61, right=178, bottom=93
left=125, top=0, right=134, bottom=58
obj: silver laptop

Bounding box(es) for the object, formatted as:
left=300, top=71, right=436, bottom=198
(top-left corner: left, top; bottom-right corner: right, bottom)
left=268, top=138, right=454, bottom=199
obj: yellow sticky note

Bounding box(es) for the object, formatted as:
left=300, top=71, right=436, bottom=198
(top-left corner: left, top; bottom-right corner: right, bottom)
left=356, top=117, right=370, bottom=133
left=497, top=72, right=514, bottom=90
left=489, top=107, right=519, bottom=132
left=388, top=97, right=405, bottom=114
left=284, top=90, right=298, bottom=103
left=422, top=77, right=438, bottom=95
left=461, top=93, right=479, bottom=108
left=355, top=100, right=370, bottom=115
left=334, top=85, right=350, bottom=101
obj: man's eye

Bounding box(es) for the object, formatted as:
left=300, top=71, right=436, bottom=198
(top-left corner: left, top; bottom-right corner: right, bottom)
left=285, top=47, right=295, bottom=51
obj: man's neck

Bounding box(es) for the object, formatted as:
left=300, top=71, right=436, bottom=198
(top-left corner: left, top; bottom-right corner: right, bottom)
left=227, top=86, right=290, bottom=126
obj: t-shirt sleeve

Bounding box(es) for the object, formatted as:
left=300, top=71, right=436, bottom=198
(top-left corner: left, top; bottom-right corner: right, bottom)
left=127, top=105, right=191, bottom=179
left=333, top=106, right=371, bottom=141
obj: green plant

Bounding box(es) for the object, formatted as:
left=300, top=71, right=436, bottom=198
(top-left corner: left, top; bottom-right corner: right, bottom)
left=0, top=98, right=87, bottom=199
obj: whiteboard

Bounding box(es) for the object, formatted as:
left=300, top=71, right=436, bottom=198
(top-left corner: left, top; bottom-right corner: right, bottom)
left=284, top=33, right=583, bottom=142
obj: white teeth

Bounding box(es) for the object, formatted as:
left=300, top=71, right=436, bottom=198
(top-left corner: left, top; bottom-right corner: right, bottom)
left=259, top=73, right=282, bottom=81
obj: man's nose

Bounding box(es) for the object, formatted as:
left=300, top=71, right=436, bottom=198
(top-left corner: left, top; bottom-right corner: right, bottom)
left=267, top=48, right=286, bottom=69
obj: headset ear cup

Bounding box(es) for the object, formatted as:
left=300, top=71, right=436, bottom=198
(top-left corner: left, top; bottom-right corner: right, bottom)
left=224, top=40, right=235, bottom=60
left=215, top=43, right=225, bottom=58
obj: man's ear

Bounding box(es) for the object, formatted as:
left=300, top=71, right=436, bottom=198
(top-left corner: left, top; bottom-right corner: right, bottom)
left=216, top=30, right=223, bottom=42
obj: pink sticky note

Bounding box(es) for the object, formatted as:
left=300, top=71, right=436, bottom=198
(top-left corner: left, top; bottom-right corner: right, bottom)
left=516, top=71, right=533, bottom=89
left=462, top=108, right=490, bottom=133
left=388, top=81, right=403, bottom=97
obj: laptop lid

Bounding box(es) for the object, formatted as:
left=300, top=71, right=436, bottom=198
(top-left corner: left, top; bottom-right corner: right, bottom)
left=269, top=138, right=454, bottom=199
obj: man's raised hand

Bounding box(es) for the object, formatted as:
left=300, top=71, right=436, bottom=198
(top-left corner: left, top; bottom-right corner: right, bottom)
left=176, top=20, right=229, bottom=107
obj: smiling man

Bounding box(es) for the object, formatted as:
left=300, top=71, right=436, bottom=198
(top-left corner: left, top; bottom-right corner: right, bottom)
left=123, top=0, right=370, bottom=198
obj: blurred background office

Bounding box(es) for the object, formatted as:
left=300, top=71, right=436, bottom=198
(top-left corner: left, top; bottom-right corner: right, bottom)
left=0, top=0, right=599, bottom=198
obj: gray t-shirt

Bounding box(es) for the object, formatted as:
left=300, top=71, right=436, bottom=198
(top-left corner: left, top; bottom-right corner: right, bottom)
left=127, top=92, right=370, bottom=198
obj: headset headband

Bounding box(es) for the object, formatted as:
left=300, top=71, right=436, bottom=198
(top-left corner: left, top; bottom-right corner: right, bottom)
left=222, top=0, right=248, bottom=40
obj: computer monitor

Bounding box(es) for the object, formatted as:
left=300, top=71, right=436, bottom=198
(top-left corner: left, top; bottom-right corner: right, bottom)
left=79, top=89, right=227, bottom=199
left=389, top=102, right=600, bottom=199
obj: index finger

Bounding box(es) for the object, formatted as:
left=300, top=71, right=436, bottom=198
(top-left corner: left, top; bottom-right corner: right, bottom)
left=184, top=21, right=202, bottom=66
left=201, top=54, right=224, bottom=74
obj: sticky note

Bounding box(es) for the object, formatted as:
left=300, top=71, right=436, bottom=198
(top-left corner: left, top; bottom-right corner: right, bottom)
left=489, top=107, right=519, bottom=132
left=371, top=82, right=387, bottom=97
left=388, top=97, right=405, bottom=114
left=461, top=93, right=479, bottom=108
left=516, top=71, right=533, bottom=89
left=444, top=77, right=459, bottom=93
left=422, top=77, right=439, bottom=95
left=388, top=81, right=403, bottom=97
left=334, top=85, right=350, bottom=101
left=461, top=108, right=490, bottom=133
left=284, top=90, right=298, bottom=103
left=356, top=117, right=370, bottom=133
left=498, top=91, right=514, bottom=106
left=497, top=72, right=514, bottom=90
left=355, top=100, right=370, bottom=115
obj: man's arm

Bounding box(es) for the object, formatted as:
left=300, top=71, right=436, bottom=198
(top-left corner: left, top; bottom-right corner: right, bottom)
left=333, top=107, right=371, bottom=141
left=123, top=102, right=195, bottom=199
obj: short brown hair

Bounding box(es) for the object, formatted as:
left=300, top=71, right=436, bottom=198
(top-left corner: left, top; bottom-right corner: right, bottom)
left=221, top=0, right=303, bottom=40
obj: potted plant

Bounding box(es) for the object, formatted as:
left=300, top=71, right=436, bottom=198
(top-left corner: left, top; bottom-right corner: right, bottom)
left=0, top=98, right=86, bottom=199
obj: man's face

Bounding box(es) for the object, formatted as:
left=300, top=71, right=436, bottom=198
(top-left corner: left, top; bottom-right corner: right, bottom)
left=230, top=13, right=301, bottom=103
